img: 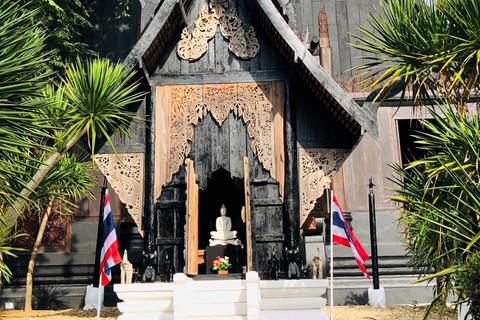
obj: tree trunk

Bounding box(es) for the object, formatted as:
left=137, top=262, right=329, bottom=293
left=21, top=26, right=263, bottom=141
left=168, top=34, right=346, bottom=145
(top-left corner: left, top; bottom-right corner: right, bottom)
left=6, top=128, right=85, bottom=233
left=24, top=199, right=54, bottom=312
left=6, top=152, right=62, bottom=231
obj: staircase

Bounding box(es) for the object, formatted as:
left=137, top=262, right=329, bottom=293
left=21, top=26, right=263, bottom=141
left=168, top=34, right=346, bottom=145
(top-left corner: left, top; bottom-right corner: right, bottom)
left=325, top=243, right=436, bottom=306
left=115, top=272, right=329, bottom=320
left=188, top=279, right=247, bottom=319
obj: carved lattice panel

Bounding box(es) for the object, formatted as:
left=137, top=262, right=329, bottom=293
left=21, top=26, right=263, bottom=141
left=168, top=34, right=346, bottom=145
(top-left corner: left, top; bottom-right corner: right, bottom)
left=177, top=0, right=260, bottom=61
left=298, top=148, right=350, bottom=227
left=94, top=153, right=144, bottom=236
left=155, top=82, right=284, bottom=202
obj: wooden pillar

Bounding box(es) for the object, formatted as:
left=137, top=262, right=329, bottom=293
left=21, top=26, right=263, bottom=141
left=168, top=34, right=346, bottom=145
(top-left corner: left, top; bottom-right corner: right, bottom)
left=284, top=82, right=300, bottom=248
left=144, top=85, right=156, bottom=254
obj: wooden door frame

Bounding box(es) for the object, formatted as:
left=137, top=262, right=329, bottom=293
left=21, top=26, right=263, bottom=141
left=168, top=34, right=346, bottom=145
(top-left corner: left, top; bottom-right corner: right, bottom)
left=184, top=158, right=253, bottom=274
left=243, top=157, right=253, bottom=271
left=185, top=158, right=199, bottom=275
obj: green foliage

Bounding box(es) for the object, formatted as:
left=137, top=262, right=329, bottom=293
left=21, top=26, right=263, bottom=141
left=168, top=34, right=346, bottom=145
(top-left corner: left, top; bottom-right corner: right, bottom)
left=389, top=103, right=480, bottom=317
left=19, top=0, right=95, bottom=69
left=60, top=58, right=145, bottom=155
left=116, top=0, right=131, bottom=19
left=457, top=252, right=480, bottom=320
left=0, top=1, right=53, bottom=204
left=29, top=152, right=96, bottom=208
left=350, top=0, right=480, bottom=111
left=352, top=1, right=480, bottom=317
left=0, top=1, right=145, bottom=285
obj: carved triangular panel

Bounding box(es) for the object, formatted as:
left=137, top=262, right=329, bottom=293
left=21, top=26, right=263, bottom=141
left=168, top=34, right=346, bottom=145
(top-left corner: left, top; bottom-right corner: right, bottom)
left=177, top=0, right=260, bottom=61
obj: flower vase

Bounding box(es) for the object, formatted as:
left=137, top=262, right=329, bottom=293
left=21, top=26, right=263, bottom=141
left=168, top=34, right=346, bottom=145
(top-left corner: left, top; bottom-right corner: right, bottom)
left=218, top=270, right=228, bottom=275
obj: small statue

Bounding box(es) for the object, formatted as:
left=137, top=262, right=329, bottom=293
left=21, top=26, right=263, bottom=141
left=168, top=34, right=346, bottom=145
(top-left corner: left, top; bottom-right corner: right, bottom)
left=301, top=264, right=312, bottom=278
left=121, top=249, right=134, bottom=284
left=209, top=204, right=239, bottom=246
left=267, top=249, right=279, bottom=280
left=141, top=250, right=157, bottom=283
left=312, top=248, right=323, bottom=279
left=164, top=253, right=175, bottom=283
left=285, top=243, right=300, bottom=279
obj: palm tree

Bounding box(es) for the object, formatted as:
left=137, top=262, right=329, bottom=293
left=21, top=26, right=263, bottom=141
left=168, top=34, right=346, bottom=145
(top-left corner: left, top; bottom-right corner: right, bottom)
left=388, top=104, right=480, bottom=317
left=5, top=58, right=145, bottom=233
left=350, top=0, right=480, bottom=316
left=0, top=1, right=55, bottom=283
left=349, top=0, right=480, bottom=113
left=19, top=153, right=97, bottom=311
left=0, top=1, right=54, bottom=207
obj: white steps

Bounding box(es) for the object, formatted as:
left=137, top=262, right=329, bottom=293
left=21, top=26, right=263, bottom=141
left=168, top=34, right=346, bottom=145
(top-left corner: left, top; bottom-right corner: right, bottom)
left=114, top=272, right=329, bottom=320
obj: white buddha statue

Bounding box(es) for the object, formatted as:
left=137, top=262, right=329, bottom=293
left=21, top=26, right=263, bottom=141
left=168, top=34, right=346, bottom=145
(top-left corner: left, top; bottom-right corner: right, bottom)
left=209, top=204, right=238, bottom=246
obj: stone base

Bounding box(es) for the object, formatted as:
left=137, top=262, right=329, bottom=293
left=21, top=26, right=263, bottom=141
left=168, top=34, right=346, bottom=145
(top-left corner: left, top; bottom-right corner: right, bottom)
left=205, top=244, right=245, bottom=274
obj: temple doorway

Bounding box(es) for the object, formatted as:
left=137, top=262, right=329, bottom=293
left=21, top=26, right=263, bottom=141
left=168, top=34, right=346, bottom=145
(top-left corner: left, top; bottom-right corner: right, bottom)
left=197, top=168, right=246, bottom=274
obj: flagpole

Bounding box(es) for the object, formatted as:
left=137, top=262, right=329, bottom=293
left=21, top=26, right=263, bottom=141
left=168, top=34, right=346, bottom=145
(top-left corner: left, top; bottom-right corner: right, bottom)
left=93, top=178, right=108, bottom=287
left=330, top=189, right=334, bottom=320
left=96, top=278, right=102, bottom=320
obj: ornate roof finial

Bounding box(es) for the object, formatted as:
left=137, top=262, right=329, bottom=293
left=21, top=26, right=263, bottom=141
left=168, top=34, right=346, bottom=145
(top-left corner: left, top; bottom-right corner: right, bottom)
left=318, top=9, right=329, bottom=39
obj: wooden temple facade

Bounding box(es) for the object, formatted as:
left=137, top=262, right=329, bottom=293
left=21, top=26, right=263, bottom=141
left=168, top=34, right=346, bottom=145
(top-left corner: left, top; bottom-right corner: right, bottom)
left=93, top=0, right=378, bottom=280
left=4, top=0, right=442, bottom=310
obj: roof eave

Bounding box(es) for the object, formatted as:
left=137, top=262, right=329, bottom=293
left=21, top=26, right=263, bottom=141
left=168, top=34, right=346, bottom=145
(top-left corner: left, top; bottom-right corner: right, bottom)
left=256, top=0, right=379, bottom=140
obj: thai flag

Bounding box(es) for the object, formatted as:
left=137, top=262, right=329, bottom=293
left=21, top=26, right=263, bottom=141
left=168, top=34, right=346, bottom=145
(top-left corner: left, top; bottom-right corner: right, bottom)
left=99, top=190, right=122, bottom=286
left=331, top=194, right=370, bottom=279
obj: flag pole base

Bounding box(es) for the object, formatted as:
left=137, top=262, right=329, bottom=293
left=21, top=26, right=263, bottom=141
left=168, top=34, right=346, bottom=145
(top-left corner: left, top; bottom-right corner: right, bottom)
left=83, top=284, right=104, bottom=311
left=368, top=285, right=386, bottom=308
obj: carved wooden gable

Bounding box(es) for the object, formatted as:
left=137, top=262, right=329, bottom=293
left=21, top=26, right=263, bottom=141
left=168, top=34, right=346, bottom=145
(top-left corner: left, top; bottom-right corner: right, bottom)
left=298, top=148, right=350, bottom=227
left=155, top=82, right=285, bottom=201
left=177, top=0, right=259, bottom=61
left=94, top=153, right=144, bottom=236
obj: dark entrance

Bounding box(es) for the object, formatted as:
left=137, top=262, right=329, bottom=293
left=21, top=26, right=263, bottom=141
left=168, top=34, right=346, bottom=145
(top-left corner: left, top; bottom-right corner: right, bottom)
left=198, top=168, right=246, bottom=273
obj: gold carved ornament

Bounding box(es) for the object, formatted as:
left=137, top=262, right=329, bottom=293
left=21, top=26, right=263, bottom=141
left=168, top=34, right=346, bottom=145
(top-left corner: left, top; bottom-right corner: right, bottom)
left=298, top=148, right=350, bottom=227
left=155, top=82, right=284, bottom=202
left=94, top=153, right=144, bottom=237
left=177, top=0, right=260, bottom=61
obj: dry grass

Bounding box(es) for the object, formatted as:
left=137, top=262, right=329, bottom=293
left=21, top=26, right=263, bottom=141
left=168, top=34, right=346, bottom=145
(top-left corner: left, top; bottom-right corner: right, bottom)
left=322, top=305, right=457, bottom=320
left=0, top=305, right=457, bottom=320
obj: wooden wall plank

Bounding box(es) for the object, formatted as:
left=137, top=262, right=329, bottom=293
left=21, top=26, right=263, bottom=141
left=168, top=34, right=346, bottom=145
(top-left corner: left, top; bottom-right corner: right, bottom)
left=346, top=2, right=362, bottom=80
left=214, top=30, right=225, bottom=73
left=324, top=0, right=340, bottom=77
left=194, top=114, right=213, bottom=190
left=211, top=105, right=230, bottom=173
left=343, top=107, right=399, bottom=211
left=336, top=1, right=351, bottom=77
left=311, top=1, right=324, bottom=39
left=301, top=0, right=313, bottom=28
left=229, top=113, right=247, bottom=179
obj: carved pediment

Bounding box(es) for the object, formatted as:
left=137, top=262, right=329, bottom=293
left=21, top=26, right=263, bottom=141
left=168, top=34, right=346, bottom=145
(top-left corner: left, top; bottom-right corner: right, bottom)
left=298, top=148, right=350, bottom=226
left=177, top=0, right=260, bottom=61
left=155, top=82, right=285, bottom=202
left=94, top=153, right=144, bottom=236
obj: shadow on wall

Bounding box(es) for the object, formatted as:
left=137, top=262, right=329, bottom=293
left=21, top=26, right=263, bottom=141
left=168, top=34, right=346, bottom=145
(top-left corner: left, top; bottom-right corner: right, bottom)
left=344, top=291, right=368, bottom=306
left=33, top=286, right=70, bottom=310
left=80, top=0, right=141, bottom=60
